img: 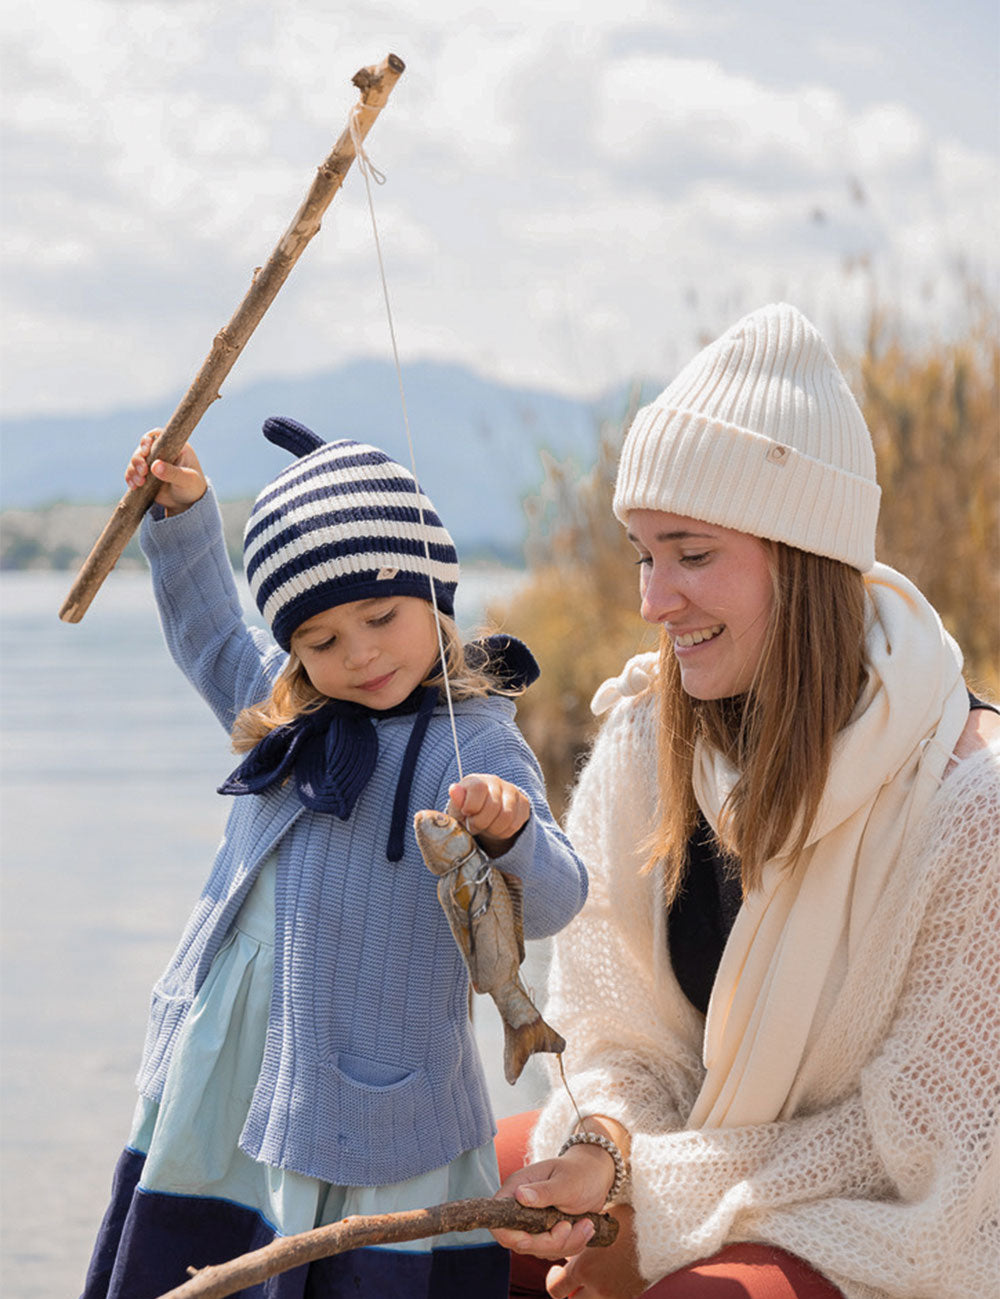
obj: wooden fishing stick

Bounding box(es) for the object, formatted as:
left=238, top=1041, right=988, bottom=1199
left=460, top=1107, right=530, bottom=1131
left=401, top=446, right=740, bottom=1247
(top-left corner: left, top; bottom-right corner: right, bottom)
left=58, top=52, right=405, bottom=625
left=155, top=1198, right=620, bottom=1299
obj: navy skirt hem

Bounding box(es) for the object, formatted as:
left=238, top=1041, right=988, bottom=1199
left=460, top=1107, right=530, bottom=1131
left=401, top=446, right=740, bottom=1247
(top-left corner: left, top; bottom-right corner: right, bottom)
left=81, top=1147, right=510, bottom=1299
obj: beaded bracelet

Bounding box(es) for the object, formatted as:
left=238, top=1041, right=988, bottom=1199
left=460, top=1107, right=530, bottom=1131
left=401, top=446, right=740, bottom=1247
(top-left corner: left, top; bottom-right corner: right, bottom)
left=557, top=1131, right=629, bottom=1202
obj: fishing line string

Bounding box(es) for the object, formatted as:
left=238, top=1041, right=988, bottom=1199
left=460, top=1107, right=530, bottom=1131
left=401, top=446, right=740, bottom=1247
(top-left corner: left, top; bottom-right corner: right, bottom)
left=350, top=104, right=586, bottom=1129
left=348, top=104, right=464, bottom=783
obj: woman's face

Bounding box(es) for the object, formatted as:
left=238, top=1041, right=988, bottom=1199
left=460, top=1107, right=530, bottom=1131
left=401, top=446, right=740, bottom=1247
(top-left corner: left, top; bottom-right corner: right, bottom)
left=627, top=509, right=775, bottom=700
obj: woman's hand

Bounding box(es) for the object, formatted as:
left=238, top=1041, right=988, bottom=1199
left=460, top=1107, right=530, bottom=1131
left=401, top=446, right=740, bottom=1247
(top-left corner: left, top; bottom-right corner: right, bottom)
left=493, top=1150, right=645, bottom=1298
left=544, top=1204, right=646, bottom=1299
left=125, top=429, right=207, bottom=516
left=491, top=1147, right=614, bottom=1259
left=447, top=773, right=531, bottom=857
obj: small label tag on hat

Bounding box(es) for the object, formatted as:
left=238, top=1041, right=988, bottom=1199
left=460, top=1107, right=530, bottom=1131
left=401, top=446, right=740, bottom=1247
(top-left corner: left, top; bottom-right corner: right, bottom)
left=766, top=444, right=790, bottom=464
left=377, top=567, right=399, bottom=581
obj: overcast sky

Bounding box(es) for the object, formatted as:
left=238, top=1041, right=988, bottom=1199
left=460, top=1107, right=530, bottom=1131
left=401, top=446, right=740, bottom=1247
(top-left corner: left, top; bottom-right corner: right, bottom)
left=2, top=0, right=998, bottom=419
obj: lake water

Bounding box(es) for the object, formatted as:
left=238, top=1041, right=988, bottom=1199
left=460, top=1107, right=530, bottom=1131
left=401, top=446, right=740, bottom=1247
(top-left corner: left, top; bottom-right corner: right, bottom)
left=0, top=565, right=548, bottom=1297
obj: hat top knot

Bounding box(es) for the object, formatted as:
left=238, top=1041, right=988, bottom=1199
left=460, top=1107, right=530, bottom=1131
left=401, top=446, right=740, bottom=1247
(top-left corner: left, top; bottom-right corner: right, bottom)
left=262, top=415, right=326, bottom=460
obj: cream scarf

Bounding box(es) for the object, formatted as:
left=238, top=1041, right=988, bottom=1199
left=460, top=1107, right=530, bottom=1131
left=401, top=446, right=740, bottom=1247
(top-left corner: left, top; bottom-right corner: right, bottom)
left=688, top=562, right=969, bottom=1129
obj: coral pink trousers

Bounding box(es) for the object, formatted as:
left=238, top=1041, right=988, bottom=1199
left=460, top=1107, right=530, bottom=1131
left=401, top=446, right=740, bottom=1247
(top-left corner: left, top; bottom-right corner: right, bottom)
left=496, top=1113, right=843, bottom=1299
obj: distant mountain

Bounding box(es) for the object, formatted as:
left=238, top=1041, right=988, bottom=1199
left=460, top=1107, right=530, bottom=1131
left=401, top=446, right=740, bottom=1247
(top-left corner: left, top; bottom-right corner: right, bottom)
left=0, top=359, right=657, bottom=557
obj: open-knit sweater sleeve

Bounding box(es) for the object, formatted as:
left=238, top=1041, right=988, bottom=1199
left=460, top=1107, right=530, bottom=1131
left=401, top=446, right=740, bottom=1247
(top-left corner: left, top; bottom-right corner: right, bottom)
left=531, top=684, right=999, bottom=1299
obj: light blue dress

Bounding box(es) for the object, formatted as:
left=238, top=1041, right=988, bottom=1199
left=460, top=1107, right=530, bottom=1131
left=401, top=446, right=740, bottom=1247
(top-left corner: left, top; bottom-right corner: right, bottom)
left=126, top=853, right=500, bottom=1250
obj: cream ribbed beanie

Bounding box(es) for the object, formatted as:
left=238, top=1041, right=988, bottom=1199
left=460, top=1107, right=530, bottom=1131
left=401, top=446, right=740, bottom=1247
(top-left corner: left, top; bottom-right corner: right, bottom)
left=613, top=303, right=881, bottom=571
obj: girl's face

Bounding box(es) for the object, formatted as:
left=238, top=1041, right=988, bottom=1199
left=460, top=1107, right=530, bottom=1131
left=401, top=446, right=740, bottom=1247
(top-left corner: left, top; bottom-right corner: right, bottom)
left=627, top=509, right=775, bottom=700
left=291, top=596, right=440, bottom=710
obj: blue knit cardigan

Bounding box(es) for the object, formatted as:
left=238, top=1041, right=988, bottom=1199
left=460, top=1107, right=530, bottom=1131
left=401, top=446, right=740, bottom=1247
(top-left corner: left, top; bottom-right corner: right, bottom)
left=134, top=489, right=588, bottom=1188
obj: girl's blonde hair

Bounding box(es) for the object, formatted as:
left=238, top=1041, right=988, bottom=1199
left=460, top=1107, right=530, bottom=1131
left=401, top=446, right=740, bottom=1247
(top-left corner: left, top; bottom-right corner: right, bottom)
left=231, top=611, right=514, bottom=753
left=647, top=543, right=869, bottom=902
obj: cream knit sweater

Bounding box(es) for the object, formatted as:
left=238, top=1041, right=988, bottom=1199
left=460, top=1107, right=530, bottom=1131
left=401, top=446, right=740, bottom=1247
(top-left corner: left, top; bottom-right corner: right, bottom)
left=530, top=672, right=999, bottom=1298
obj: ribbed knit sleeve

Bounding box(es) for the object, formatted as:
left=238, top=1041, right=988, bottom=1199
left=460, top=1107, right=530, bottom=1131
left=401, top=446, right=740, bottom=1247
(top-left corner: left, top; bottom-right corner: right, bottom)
left=140, top=487, right=283, bottom=731
left=450, top=712, right=588, bottom=938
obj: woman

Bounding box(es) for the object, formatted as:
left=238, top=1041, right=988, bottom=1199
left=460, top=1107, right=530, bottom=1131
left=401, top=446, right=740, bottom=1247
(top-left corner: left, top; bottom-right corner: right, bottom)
left=493, top=303, right=999, bottom=1298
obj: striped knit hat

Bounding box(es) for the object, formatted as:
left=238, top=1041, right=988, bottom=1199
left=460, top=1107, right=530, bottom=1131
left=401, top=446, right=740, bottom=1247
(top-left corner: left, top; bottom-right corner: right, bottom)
left=244, top=416, right=460, bottom=650
left=614, top=303, right=881, bottom=571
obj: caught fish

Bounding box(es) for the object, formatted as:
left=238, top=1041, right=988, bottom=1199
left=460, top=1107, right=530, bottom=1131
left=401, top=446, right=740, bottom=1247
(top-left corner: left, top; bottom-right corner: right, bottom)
left=414, top=809, right=566, bottom=1084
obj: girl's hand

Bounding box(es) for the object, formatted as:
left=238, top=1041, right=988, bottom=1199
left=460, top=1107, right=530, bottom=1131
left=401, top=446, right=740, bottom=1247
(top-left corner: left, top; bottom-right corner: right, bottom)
left=544, top=1205, right=645, bottom=1299
left=491, top=1148, right=614, bottom=1259
left=447, top=773, right=531, bottom=857
left=125, top=429, right=207, bottom=516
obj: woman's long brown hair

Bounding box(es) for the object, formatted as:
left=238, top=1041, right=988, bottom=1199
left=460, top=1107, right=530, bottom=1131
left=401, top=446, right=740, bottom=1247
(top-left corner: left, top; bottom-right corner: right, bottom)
left=647, top=544, right=869, bottom=902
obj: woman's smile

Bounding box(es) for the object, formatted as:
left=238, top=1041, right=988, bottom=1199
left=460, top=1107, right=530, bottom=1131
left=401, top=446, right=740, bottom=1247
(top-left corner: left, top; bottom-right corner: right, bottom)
left=672, top=623, right=725, bottom=649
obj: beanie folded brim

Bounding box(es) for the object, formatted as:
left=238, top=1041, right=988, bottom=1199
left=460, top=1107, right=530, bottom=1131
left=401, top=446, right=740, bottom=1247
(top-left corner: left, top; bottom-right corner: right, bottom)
left=613, top=406, right=881, bottom=572
left=270, top=569, right=457, bottom=652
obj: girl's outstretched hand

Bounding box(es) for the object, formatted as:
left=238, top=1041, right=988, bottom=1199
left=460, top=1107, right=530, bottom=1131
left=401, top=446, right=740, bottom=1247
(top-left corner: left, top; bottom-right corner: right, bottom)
left=125, top=429, right=207, bottom=516
left=446, top=774, right=531, bottom=857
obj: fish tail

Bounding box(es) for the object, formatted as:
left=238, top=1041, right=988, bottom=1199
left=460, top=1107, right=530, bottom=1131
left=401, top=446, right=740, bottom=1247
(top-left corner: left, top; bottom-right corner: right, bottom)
left=502, top=1015, right=567, bottom=1086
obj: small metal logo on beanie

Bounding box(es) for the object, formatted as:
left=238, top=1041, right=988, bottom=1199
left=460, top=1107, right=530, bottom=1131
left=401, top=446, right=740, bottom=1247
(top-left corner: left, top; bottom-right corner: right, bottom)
left=766, top=444, right=791, bottom=464
left=377, top=567, right=400, bottom=580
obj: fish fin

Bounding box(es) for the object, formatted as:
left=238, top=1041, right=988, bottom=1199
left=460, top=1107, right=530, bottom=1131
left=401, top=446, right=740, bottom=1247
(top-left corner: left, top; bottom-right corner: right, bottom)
left=502, top=1014, right=567, bottom=1086
left=499, top=870, right=526, bottom=965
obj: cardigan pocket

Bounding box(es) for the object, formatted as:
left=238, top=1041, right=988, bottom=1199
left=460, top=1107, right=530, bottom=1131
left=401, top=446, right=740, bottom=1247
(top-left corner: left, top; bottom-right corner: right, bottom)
left=319, top=1051, right=433, bottom=1170
left=331, top=1052, right=417, bottom=1089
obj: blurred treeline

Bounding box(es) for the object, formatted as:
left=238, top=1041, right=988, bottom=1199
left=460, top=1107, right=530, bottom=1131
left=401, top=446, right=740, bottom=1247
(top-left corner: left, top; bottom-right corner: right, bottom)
left=494, top=302, right=1000, bottom=817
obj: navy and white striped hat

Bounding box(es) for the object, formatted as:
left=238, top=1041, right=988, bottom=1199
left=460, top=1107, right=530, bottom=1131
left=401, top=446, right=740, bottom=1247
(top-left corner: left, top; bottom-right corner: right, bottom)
left=244, top=416, right=460, bottom=650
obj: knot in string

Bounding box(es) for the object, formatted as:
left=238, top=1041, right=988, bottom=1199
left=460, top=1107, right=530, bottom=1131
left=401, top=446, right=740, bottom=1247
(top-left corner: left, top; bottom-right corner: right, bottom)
left=348, top=104, right=387, bottom=185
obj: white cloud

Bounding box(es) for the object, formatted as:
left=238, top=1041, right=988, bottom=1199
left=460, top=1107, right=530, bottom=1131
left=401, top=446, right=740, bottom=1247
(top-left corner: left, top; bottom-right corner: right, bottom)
left=1, top=0, right=997, bottom=418
left=813, top=36, right=884, bottom=71
left=595, top=57, right=843, bottom=169
left=847, top=102, right=928, bottom=170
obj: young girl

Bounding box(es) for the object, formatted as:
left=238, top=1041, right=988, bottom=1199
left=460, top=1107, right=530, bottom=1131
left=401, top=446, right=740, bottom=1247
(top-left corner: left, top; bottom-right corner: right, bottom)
left=492, top=303, right=999, bottom=1298
left=80, top=416, right=587, bottom=1299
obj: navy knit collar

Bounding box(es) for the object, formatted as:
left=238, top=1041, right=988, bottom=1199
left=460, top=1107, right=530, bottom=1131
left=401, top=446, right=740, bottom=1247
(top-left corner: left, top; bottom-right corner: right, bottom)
left=218, top=635, right=539, bottom=863
left=218, top=686, right=428, bottom=810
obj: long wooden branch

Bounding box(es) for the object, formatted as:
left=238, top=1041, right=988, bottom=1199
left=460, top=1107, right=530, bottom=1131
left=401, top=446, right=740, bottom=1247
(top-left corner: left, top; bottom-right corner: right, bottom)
left=59, top=52, right=405, bottom=625
left=155, top=1198, right=618, bottom=1299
